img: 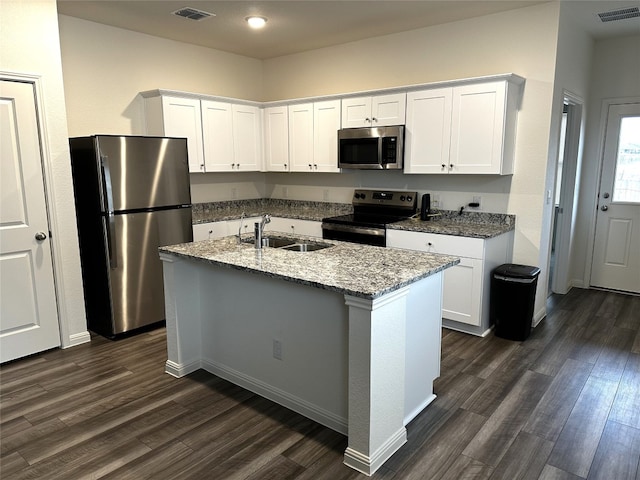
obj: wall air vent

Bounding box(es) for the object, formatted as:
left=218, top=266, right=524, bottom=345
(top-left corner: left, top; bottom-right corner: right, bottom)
left=173, top=7, right=215, bottom=21
left=597, top=6, right=640, bottom=22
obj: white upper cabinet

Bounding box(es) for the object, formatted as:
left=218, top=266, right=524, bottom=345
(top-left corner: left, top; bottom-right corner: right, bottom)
left=288, top=103, right=314, bottom=172
left=404, top=88, right=453, bottom=174
left=232, top=104, right=262, bottom=171
left=404, top=79, right=521, bottom=175
left=201, top=100, right=234, bottom=172
left=264, top=106, right=290, bottom=172
left=289, top=100, right=341, bottom=173
left=313, top=100, right=341, bottom=172
left=341, top=93, right=406, bottom=128
left=144, top=92, right=262, bottom=173
left=450, top=82, right=514, bottom=174
left=144, top=95, right=204, bottom=173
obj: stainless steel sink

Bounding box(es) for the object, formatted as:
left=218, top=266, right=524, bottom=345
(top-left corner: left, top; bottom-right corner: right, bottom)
left=243, top=236, right=296, bottom=248
left=243, top=236, right=333, bottom=251
left=281, top=242, right=333, bottom=252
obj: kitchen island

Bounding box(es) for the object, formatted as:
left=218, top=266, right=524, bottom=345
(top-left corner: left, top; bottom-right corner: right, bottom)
left=159, top=234, right=458, bottom=476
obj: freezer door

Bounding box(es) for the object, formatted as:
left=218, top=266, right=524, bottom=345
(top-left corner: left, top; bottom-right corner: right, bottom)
left=96, top=135, right=191, bottom=211
left=106, top=207, right=192, bottom=335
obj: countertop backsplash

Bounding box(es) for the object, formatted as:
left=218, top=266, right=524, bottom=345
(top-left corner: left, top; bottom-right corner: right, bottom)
left=192, top=199, right=515, bottom=239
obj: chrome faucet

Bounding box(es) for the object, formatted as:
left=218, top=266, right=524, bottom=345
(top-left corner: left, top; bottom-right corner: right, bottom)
left=254, top=214, right=271, bottom=249
left=237, top=212, right=246, bottom=244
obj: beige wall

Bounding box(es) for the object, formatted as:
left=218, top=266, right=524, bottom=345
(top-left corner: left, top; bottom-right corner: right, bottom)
left=536, top=3, right=593, bottom=309
left=58, top=2, right=564, bottom=320
left=262, top=2, right=562, bottom=318
left=573, top=34, right=640, bottom=288
left=1, top=0, right=88, bottom=347
left=59, top=15, right=264, bottom=137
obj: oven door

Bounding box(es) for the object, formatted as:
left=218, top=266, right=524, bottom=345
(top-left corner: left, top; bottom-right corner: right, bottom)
left=322, top=222, right=386, bottom=246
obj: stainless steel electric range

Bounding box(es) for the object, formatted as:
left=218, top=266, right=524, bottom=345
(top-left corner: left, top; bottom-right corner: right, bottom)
left=322, top=189, right=418, bottom=246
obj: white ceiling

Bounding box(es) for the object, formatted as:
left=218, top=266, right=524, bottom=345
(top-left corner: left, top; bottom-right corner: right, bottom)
left=56, top=1, right=640, bottom=60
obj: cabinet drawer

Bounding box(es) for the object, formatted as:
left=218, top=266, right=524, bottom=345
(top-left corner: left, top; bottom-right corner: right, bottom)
left=387, top=230, right=484, bottom=259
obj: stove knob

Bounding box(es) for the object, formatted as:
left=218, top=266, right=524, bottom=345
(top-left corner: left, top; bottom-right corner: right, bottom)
left=407, top=196, right=413, bottom=202
left=400, top=195, right=406, bottom=202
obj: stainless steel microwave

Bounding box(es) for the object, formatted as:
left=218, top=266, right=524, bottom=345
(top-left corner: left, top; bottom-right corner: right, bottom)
left=338, top=125, right=404, bottom=170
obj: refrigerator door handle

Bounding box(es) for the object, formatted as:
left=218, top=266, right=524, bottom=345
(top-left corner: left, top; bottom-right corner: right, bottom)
left=105, top=212, right=117, bottom=269
left=100, top=155, right=114, bottom=214
left=100, top=155, right=117, bottom=268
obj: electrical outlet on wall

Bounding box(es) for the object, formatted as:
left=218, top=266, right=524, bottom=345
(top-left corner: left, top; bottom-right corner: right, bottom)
left=282, top=187, right=288, bottom=199
left=431, top=194, right=441, bottom=209
left=273, top=339, right=282, bottom=360
left=323, top=189, right=330, bottom=201
left=231, top=188, right=237, bottom=200
left=469, top=196, right=482, bottom=210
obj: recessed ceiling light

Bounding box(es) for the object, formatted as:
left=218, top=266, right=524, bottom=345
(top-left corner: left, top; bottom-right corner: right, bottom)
left=246, top=16, right=267, bottom=29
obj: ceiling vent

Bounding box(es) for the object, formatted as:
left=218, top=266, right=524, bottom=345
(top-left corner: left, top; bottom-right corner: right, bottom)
left=172, top=7, right=215, bottom=21
left=597, top=6, right=640, bottom=22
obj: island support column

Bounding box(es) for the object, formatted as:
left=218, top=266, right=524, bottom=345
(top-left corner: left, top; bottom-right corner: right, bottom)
left=160, top=254, right=202, bottom=377
left=343, top=287, right=410, bottom=476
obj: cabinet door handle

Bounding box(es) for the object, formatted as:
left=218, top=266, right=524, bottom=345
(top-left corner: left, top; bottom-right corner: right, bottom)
left=441, top=164, right=446, bottom=169
left=365, top=117, right=371, bottom=123
left=371, top=117, right=377, bottom=122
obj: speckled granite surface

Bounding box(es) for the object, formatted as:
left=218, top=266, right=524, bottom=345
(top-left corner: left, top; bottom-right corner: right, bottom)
left=193, top=199, right=515, bottom=239
left=389, top=210, right=515, bottom=239
left=192, top=199, right=353, bottom=224
left=160, top=234, right=459, bottom=300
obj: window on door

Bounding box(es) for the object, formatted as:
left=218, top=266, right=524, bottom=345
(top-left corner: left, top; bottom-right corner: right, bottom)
left=612, top=115, right=640, bottom=203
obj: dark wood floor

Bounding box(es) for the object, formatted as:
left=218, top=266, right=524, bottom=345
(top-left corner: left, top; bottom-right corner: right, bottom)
left=2, top=288, right=639, bottom=479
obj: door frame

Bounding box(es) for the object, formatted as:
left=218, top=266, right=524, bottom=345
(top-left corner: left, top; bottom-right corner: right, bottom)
left=1, top=71, right=71, bottom=348
left=584, top=95, right=640, bottom=289
left=549, top=91, right=584, bottom=295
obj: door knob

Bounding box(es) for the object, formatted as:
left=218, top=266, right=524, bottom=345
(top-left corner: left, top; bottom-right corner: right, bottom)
left=603, top=192, right=610, bottom=199
left=35, top=231, right=47, bottom=241
left=601, top=205, right=608, bottom=211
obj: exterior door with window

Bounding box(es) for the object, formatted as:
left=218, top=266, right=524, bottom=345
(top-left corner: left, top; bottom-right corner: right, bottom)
left=0, top=79, right=61, bottom=362
left=591, top=102, right=640, bottom=293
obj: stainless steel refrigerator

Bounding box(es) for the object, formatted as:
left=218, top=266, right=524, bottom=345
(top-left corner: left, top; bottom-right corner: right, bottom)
left=69, top=135, right=193, bottom=338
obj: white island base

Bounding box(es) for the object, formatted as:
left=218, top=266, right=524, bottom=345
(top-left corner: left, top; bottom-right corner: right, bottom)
left=160, top=252, right=443, bottom=476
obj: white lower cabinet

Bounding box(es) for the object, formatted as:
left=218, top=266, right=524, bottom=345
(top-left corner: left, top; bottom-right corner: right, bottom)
left=193, top=217, right=321, bottom=242
left=265, top=217, right=323, bottom=237
left=192, top=217, right=259, bottom=242
left=386, top=229, right=513, bottom=336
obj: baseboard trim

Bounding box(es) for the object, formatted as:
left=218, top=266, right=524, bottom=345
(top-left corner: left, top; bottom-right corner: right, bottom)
left=404, top=393, right=437, bottom=426
left=201, top=358, right=348, bottom=435
left=165, top=359, right=201, bottom=378
left=343, top=427, right=407, bottom=476
left=62, top=331, right=91, bottom=348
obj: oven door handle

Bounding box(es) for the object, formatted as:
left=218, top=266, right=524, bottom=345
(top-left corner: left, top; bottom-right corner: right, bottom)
left=321, top=223, right=386, bottom=237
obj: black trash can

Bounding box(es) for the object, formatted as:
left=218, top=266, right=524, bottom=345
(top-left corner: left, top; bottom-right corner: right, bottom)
left=490, top=264, right=541, bottom=341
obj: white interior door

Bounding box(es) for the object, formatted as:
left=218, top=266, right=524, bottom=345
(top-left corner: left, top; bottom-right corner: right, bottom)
left=591, top=102, right=640, bottom=294
left=0, top=79, right=61, bottom=362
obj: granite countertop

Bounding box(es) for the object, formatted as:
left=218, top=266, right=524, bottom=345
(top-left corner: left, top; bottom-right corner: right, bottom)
left=193, top=199, right=515, bottom=239
left=160, top=234, right=459, bottom=300
left=192, top=199, right=352, bottom=224
left=389, top=212, right=515, bottom=239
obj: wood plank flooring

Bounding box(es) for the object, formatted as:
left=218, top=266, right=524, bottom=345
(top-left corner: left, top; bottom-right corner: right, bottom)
left=1, top=288, right=639, bottom=479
